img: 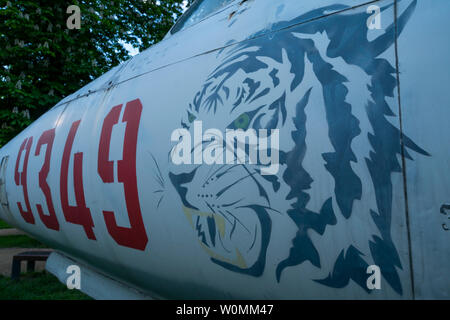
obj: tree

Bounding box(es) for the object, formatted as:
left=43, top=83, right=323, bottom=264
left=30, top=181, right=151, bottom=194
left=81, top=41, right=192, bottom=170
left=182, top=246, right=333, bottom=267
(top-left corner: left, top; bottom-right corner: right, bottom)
left=0, top=0, right=191, bottom=147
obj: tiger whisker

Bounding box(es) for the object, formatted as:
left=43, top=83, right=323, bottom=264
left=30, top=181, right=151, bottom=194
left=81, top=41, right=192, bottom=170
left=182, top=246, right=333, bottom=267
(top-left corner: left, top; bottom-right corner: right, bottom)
left=215, top=171, right=257, bottom=199
left=222, top=210, right=251, bottom=235
left=204, top=201, right=233, bottom=225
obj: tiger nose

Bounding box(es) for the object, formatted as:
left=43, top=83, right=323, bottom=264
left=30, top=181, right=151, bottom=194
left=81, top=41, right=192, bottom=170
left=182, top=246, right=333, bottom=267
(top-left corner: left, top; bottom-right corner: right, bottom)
left=169, top=168, right=199, bottom=209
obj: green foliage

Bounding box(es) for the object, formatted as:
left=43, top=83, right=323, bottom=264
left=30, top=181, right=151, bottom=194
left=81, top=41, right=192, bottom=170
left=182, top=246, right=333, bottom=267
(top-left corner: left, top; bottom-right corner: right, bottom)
left=0, top=234, right=47, bottom=248
left=0, top=272, right=91, bottom=299
left=0, top=0, right=191, bottom=147
left=0, top=218, right=11, bottom=229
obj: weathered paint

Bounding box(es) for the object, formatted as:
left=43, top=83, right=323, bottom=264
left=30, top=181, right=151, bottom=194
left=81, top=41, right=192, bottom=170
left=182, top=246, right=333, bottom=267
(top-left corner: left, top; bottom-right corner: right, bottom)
left=0, top=0, right=448, bottom=299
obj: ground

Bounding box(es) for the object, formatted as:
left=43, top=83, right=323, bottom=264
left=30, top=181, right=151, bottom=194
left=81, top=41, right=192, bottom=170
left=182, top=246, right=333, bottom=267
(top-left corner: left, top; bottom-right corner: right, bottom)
left=0, top=218, right=91, bottom=300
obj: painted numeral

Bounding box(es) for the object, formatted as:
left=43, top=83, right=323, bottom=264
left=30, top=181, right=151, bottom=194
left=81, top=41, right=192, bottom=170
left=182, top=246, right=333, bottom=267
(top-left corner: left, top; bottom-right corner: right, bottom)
left=98, top=99, right=147, bottom=250
left=14, top=137, right=35, bottom=224
left=35, top=128, right=59, bottom=230
left=60, top=120, right=96, bottom=240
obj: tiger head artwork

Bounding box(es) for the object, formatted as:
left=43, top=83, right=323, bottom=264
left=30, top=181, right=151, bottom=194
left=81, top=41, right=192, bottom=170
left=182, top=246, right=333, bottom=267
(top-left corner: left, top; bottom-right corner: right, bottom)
left=166, top=1, right=428, bottom=296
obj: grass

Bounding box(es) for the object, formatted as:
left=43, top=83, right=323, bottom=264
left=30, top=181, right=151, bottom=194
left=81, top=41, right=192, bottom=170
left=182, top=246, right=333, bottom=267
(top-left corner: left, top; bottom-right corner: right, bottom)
left=0, top=230, right=89, bottom=299
left=0, top=235, right=48, bottom=248
left=0, top=220, right=90, bottom=300
left=0, top=272, right=91, bottom=300
left=0, top=219, right=11, bottom=229
left=0, top=218, right=46, bottom=248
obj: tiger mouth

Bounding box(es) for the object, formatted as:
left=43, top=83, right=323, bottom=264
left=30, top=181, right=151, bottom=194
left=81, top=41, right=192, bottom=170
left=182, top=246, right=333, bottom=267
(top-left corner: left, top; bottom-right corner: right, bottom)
left=182, top=205, right=247, bottom=269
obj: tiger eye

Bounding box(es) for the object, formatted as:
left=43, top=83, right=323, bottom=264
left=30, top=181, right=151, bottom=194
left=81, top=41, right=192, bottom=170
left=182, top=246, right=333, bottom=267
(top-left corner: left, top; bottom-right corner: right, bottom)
left=234, top=113, right=250, bottom=129
left=188, top=112, right=196, bottom=123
